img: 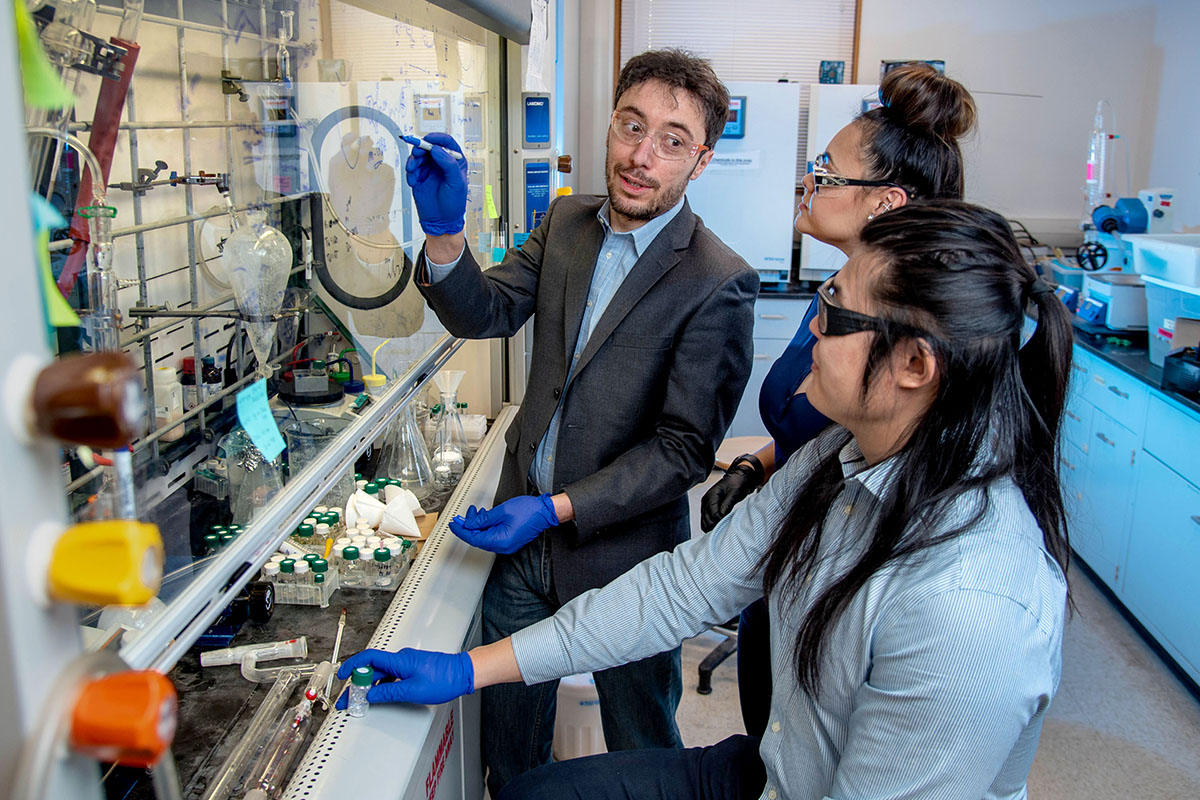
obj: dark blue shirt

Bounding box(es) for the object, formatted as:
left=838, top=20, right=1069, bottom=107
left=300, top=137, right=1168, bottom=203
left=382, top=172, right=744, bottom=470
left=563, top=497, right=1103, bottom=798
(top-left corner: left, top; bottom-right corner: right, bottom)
left=757, top=295, right=832, bottom=465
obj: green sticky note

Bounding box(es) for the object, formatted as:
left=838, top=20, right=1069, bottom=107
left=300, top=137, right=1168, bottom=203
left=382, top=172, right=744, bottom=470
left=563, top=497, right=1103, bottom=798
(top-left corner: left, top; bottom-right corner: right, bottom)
left=14, top=0, right=75, bottom=110
left=29, top=194, right=80, bottom=329
left=484, top=184, right=500, bottom=219
left=235, top=379, right=285, bottom=462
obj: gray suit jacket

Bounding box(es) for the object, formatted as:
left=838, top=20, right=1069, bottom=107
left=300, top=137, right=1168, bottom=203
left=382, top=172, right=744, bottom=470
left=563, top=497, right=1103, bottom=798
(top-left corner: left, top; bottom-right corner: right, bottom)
left=417, top=194, right=758, bottom=600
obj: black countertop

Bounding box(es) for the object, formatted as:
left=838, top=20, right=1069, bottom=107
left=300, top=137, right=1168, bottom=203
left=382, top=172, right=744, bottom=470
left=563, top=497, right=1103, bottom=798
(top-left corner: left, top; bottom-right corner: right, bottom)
left=114, top=587, right=396, bottom=800
left=1072, top=327, right=1200, bottom=417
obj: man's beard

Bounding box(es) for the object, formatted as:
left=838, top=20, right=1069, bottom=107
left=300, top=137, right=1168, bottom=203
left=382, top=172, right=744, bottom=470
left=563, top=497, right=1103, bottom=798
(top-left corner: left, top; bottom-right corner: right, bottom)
left=605, top=152, right=691, bottom=222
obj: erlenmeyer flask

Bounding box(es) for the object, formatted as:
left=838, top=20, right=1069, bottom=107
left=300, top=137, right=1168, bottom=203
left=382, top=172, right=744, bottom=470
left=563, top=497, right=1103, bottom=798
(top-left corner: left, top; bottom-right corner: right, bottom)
left=430, top=371, right=470, bottom=490
left=224, top=210, right=292, bottom=378
left=379, top=406, right=434, bottom=504
left=227, top=431, right=285, bottom=525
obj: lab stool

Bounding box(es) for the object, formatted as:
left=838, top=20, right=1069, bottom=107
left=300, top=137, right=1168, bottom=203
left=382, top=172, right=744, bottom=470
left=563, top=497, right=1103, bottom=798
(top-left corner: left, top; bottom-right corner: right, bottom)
left=696, top=619, right=738, bottom=695
left=552, top=673, right=607, bottom=760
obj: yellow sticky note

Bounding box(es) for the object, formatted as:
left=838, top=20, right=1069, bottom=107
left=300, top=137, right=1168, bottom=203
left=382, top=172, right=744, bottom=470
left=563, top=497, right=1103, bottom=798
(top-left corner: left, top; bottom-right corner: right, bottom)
left=484, top=184, right=500, bottom=219
left=14, top=0, right=76, bottom=110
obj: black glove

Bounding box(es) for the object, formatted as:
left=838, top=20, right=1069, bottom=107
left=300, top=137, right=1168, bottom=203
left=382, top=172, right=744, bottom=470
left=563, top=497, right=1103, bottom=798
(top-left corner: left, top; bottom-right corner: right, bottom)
left=700, top=454, right=765, bottom=532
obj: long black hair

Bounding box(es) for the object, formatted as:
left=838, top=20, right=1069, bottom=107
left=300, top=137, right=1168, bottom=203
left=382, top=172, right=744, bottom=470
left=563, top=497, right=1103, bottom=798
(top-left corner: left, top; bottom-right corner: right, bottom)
left=856, top=63, right=977, bottom=199
left=761, top=200, right=1073, bottom=696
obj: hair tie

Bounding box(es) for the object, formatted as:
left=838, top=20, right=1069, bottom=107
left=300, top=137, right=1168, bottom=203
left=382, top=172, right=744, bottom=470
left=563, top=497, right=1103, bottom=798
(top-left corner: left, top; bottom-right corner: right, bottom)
left=1028, top=277, right=1054, bottom=298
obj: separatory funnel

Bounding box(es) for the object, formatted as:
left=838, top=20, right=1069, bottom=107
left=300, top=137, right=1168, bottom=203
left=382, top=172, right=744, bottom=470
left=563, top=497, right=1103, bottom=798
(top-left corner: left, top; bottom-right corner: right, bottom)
left=224, top=210, right=292, bottom=378
left=430, top=370, right=470, bottom=491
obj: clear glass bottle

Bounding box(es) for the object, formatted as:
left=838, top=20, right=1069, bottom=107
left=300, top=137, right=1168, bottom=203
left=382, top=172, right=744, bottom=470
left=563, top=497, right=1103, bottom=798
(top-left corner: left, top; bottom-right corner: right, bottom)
left=314, top=522, right=331, bottom=548
left=278, top=559, right=295, bottom=603
left=312, top=558, right=329, bottom=591
left=348, top=666, right=373, bottom=718
left=262, top=562, right=280, bottom=583
left=203, top=533, right=219, bottom=556
left=293, top=560, right=310, bottom=600
left=373, top=547, right=395, bottom=588
left=294, top=523, right=314, bottom=546
left=339, top=546, right=362, bottom=587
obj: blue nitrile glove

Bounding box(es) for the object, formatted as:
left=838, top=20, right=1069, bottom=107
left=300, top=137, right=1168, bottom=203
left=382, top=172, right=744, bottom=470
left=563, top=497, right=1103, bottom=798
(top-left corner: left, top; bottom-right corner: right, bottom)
left=403, top=132, right=469, bottom=236
left=449, top=494, right=559, bottom=555
left=334, top=648, right=474, bottom=708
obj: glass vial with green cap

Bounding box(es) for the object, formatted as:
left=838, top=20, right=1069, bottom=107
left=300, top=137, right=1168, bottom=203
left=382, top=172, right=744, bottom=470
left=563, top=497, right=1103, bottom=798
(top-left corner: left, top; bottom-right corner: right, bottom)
left=348, top=665, right=373, bottom=717
left=340, top=546, right=362, bottom=586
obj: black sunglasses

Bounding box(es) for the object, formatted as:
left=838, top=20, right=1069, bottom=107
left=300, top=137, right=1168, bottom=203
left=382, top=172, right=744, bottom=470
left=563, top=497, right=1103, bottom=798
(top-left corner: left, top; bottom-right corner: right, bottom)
left=816, top=279, right=926, bottom=338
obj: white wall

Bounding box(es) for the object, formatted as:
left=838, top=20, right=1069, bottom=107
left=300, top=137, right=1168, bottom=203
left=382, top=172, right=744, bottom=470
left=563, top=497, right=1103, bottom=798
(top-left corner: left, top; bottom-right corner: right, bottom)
left=857, top=0, right=1198, bottom=242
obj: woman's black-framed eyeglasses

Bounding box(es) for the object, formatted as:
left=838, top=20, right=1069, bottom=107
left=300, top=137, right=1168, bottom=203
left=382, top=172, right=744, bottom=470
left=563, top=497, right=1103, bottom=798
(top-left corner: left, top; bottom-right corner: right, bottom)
left=816, top=278, right=927, bottom=338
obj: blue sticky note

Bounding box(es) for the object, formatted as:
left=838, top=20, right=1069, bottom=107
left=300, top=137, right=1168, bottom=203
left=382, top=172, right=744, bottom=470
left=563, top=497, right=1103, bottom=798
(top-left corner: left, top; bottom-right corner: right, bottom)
left=514, top=232, right=530, bottom=247
left=235, top=379, right=285, bottom=461
left=491, top=246, right=506, bottom=263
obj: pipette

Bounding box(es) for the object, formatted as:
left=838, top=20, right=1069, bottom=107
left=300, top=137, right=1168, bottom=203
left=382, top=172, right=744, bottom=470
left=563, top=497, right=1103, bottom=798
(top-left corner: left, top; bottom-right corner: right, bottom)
left=402, top=135, right=464, bottom=161
left=326, top=608, right=346, bottom=700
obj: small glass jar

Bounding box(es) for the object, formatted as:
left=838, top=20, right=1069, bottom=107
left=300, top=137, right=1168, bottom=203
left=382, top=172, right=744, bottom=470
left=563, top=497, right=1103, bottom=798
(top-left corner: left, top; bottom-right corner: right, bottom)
left=348, top=665, right=373, bottom=717
left=374, top=547, right=395, bottom=587
left=340, top=546, right=362, bottom=587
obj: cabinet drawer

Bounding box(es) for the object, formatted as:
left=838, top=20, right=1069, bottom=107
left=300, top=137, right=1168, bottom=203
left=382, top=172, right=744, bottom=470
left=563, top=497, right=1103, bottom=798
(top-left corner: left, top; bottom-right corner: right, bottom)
left=1143, top=395, right=1200, bottom=488
left=1123, top=454, right=1200, bottom=682
left=753, top=296, right=813, bottom=340
left=1062, top=394, right=1093, bottom=454
left=726, top=337, right=790, bottom=439
left=1081, top=356, right=1147, bottom=432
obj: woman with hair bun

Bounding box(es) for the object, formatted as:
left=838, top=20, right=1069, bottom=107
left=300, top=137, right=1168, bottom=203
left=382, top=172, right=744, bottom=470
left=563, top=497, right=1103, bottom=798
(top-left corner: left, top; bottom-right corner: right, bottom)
left=700, top=63, right=979, bottom=739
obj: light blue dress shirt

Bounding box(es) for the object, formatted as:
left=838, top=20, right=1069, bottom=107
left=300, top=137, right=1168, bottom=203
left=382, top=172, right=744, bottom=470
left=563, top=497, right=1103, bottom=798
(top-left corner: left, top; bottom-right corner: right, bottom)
left=511, top=425, right=1068, bottom=800
left=425, top=197, right=686, bottom=493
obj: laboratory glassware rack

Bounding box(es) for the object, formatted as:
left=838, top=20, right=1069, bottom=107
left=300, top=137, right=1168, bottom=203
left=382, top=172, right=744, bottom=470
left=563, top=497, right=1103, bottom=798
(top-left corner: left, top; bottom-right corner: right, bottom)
left=45, top=0, right=319, bottom=497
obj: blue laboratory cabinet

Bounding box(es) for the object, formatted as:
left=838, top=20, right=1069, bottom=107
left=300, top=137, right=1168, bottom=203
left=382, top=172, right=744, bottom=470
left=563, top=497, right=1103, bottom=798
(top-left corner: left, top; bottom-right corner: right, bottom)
left=1064, top=342, right=1200, bottom=685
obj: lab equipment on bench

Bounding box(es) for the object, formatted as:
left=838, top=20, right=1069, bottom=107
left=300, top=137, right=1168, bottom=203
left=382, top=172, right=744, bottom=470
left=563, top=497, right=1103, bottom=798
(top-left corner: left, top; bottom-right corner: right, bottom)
left=200, top=637, right=308, bottom=668
left=1162, top=347, right=1200, bottom=398
left=1083, top=100, right=1116, bottom=221
left=1091, top=198, right=1148, bottom=236
left=1077, top=273, right=1147, bottom=331
left=1143, top=277, right=1200, bottom=366
left=430, top=369, right=471, bottom=492
left=1125, top=233, right=1200, bottom=286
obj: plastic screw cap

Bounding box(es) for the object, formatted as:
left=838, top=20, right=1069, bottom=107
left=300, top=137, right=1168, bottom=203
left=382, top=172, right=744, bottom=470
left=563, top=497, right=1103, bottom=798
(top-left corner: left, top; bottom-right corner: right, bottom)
left=70, top=670, right=178, bottom=768
left=28, top=351, right=146, bottom=448
left=351, top=666, right=374, bottom=686
left=48, top=520, right=163, bottom=606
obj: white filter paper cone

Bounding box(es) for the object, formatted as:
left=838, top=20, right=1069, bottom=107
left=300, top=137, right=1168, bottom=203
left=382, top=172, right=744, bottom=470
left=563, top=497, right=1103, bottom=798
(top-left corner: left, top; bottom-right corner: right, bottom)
left=348, top=489, right=386, bottom=528
left=379, top=494, right=420, bottom=537
left=383, top=484, right=426, bottom=516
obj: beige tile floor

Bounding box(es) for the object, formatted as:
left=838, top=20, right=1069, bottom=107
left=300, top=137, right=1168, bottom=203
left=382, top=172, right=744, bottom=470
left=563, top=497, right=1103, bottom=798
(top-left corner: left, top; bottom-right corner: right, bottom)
left=676, top=560, right=1200, bottom=798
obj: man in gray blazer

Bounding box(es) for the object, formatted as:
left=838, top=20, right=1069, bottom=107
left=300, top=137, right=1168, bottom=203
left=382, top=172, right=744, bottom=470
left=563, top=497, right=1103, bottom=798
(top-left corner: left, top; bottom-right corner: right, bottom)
left=407, top=50, right=758, bottom=793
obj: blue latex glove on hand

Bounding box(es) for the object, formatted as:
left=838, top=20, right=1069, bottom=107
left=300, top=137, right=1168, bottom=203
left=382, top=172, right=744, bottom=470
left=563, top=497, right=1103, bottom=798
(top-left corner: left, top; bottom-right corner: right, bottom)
left=403, top=132, right=469, bottom=236
left=334, top=648, right=474, bottom=709
left=449, top=494, right=559, bottom=555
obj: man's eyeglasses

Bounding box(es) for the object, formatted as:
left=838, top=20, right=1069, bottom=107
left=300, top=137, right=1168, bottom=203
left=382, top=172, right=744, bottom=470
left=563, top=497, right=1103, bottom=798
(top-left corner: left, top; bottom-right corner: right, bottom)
left=816, top=277, right=925, bottom=338
left=609, top=112, right=710, bottom=161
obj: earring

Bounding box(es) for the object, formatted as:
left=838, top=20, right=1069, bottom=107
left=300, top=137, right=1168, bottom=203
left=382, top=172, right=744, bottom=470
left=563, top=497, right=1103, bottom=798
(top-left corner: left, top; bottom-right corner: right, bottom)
left=882, top=201, right=893, bottom=212
left=867, top=214, right=875, bottom=220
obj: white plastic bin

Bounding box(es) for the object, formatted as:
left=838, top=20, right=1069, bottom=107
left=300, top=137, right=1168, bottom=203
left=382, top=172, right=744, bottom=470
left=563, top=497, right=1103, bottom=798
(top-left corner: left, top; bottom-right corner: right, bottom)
left=1125, top=234, right=1200, bottom=287
left=1144, top=275, right=1200, bottom=366
left=553, top=673, right=607, bottom=761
